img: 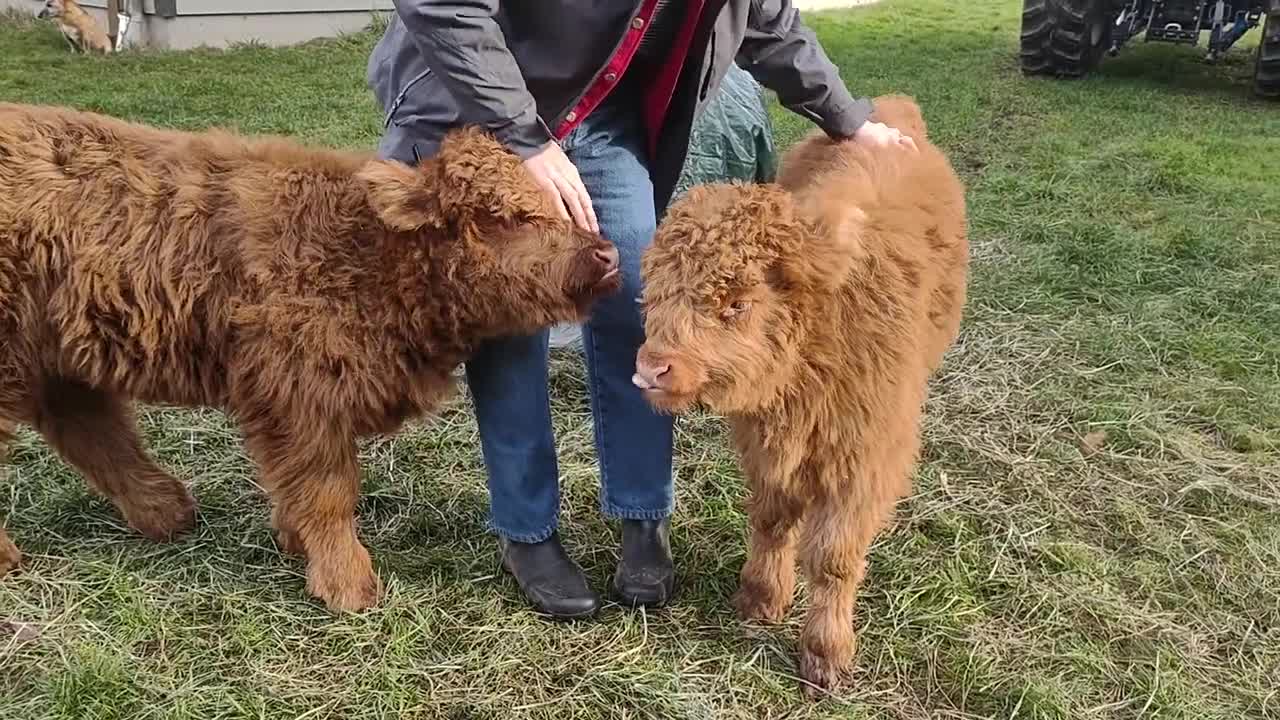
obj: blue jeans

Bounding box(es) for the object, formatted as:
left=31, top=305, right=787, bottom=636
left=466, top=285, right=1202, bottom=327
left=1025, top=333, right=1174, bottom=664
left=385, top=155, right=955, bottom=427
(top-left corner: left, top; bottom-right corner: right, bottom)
left=424, top=101, right=674, bottom=542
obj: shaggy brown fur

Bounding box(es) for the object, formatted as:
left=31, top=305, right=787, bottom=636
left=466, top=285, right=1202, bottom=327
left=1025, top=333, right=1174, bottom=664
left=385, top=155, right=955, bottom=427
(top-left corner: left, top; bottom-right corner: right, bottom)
left=0, top=102, right=621, bottom=609
left=634, top=95, right=969, bottom=695
left=37, top=0, right=112, bottom=54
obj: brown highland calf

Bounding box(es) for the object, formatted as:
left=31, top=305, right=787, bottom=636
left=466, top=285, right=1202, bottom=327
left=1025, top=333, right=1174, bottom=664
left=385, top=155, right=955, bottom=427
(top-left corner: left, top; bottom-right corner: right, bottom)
left=634, top=95, right=969, bottom=694
left=0, top=103, right=621, bottom=611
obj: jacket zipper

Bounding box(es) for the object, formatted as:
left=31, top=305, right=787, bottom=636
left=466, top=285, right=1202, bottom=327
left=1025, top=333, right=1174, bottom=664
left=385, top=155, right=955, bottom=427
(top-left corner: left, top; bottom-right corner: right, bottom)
left=698, top=0, right=731, bottom=102
left=699, top=29, right=718, bottom=100
left=384, top=67, right=433, bottom=129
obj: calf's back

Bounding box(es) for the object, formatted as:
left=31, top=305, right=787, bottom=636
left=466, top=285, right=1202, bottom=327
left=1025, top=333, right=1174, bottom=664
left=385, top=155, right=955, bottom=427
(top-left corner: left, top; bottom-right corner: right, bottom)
left=0, top=103, right=377, bottom=406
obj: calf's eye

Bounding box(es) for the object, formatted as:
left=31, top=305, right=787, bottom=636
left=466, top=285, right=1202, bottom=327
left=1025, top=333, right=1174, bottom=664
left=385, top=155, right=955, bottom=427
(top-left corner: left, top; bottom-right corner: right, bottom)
left=721, top=300, right=752, bottom=321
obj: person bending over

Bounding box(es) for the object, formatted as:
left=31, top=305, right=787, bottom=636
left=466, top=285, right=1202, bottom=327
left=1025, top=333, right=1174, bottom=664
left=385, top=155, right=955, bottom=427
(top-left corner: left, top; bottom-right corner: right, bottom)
left=367, top=0, right=915, bottom=619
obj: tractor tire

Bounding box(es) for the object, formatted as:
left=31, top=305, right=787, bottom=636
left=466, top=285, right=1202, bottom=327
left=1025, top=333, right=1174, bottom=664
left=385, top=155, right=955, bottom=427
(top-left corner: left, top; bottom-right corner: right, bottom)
left=1255, top=12, right=1280, bottom=99
left=1020, top=0, right=1113, bottom=78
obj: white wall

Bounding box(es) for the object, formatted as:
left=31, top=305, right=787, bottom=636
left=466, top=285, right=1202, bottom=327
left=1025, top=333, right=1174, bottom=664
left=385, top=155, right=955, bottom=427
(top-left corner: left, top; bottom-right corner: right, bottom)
left=170, top=0, right=392, bottom=13
left=142, top=10, right=387, bottom=49
left=1, top=0, right=391, bottom=49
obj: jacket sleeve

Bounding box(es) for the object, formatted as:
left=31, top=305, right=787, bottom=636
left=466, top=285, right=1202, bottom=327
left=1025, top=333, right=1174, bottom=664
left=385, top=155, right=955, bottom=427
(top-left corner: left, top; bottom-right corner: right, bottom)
left=391, top=0, right=552, bottom=158
left=736, top=0, right=873, bottom=139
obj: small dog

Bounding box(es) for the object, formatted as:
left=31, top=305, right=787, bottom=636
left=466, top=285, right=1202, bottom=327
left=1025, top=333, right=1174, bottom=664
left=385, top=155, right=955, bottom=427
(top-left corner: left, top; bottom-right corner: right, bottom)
left=37, top=0, right=112, bottom=54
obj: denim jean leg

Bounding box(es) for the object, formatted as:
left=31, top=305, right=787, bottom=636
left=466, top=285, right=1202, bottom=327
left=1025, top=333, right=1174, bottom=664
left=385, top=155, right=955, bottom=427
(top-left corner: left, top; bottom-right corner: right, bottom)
left=379, top=139, right=561, bottom=543
left=565, top=103, right=675, bottom=520
left=465, top=331, right=561, bottom=543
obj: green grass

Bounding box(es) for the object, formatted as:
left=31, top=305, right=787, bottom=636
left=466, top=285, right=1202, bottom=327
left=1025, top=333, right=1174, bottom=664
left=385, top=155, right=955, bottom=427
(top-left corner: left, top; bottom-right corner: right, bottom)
left=2, top=2, right=1279, bottom=718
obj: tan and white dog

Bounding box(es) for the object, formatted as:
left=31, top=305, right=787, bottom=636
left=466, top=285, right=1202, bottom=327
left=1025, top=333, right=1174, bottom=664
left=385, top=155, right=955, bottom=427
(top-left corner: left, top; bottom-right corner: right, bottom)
left=37, top=0, right=112, bottom=54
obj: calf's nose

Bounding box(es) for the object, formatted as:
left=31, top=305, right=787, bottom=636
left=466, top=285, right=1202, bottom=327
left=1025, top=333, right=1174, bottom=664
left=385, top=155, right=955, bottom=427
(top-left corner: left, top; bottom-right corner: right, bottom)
left=633, top=354, right=672, bottom=390
left=594, top=245, right=620, bottom=273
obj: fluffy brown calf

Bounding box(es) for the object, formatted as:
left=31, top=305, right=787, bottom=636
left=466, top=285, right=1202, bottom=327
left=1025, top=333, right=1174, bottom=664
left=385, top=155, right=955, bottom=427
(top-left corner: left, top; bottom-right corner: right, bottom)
left=0, top=103, right=620, bottom=611
left=634, top=95, right=968, bottom=694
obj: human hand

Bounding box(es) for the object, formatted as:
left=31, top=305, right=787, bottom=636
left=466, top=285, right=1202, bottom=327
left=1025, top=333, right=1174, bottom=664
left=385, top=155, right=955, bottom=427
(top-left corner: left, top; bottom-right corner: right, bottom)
left=523, top=141, right=599, bottom=232
left=851, top=120, right=917, bottom=152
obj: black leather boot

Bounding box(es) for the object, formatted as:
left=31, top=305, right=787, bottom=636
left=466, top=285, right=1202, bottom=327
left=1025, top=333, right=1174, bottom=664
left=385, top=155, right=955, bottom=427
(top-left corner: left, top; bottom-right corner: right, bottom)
left=612, top=519, right=675, bottom=608
left=499, top=532, right=600, bottom=620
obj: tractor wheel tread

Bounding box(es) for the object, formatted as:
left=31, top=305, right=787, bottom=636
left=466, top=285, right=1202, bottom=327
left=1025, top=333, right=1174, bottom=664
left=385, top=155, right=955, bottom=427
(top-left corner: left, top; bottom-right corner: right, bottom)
left=1021, top=0, right=1111, bottom=78
left=1255, top=13, right=1280, bottom=98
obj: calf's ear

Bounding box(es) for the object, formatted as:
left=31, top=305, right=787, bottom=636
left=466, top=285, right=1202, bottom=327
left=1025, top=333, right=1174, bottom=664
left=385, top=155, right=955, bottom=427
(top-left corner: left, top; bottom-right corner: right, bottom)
left=357, top=159, right=437, bottom=231
left=434, top=127, right=555, bottom=224
left=774, top=188, right=868, bottom=293
left=728, top=184, right=865, bottom=294
left=870, top=94, right=928, bottom=143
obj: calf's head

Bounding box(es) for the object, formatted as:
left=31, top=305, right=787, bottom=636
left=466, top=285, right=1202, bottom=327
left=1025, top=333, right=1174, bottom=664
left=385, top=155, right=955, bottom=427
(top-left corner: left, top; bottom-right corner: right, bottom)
left=635, top=183, right=865, bottom=414
left=37, top=0, right=65, bottom=19
left=357, top=128, right=621, bottom=334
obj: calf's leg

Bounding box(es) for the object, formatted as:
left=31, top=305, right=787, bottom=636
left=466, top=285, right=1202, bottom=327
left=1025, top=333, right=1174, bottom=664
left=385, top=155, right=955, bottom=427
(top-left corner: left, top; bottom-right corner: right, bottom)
left=795, top=485, right=899, bottom=696
left=243, top=423, right=380, bottom=612
left=734, top=480, right=808, bottom=623
left=1, top=418, right=20, bottom=575
left=34, top=379, right=195, bottom=540
left=0, top=527, right=18, bottom=577
left=270, top=504, right=306, bottom=557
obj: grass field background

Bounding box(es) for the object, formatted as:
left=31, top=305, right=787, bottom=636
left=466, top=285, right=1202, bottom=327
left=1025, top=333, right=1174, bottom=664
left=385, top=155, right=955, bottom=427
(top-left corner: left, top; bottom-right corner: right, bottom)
left=2, top=2, right=1278, bottom=718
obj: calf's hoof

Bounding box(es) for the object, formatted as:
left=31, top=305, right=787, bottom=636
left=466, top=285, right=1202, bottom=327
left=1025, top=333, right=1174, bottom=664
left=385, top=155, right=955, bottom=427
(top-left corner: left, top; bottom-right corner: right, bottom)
left=270, top=507, right=305, bottom=556
left=274, top=527, right=305, bottom=557
left=122, top=484, right=197, bottom=541
left=798, top=646, right=851, bottom=699
left=732, top=582, right=792, bottom=624
left=0, top=537, right=20, bottom=577
left=307, top=546, right=383, bottom=613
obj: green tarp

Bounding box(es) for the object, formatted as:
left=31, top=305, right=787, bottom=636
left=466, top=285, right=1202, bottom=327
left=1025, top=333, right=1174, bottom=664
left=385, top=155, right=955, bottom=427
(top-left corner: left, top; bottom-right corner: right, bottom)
left=673, top=63, right=778, bottom=198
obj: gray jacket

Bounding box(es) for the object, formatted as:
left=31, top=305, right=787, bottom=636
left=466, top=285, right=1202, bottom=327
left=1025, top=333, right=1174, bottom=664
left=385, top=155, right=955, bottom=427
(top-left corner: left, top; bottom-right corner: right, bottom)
left=367, top=0, right=872, bottom=209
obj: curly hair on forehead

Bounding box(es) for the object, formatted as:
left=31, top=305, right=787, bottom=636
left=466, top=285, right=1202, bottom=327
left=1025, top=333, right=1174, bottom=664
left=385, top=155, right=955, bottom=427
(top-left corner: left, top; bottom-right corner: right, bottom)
left=642, top=182, right=811, bottom=304
left=637, top=94, right=969, bottom=696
